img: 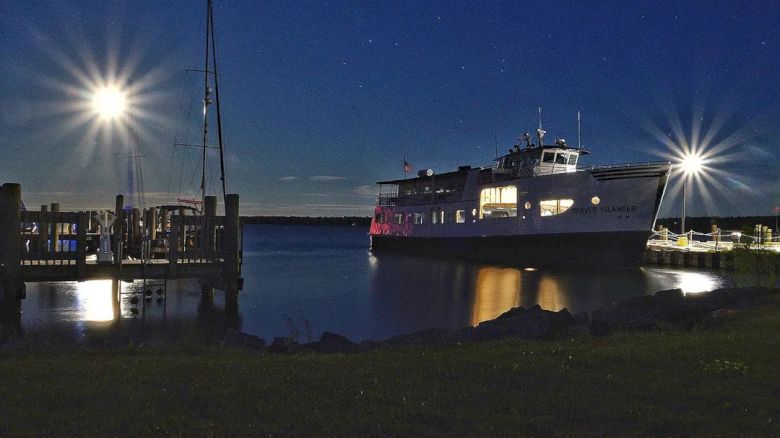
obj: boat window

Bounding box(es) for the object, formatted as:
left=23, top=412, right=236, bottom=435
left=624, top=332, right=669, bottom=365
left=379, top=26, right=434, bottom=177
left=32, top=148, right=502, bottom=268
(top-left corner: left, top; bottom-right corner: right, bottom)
left=374, top=213, right=385, bottom=224
left=555, top=153, right=568, bottom=165
left=413, top=213, right=425, bottom=224
left=542, top=151, right=555, bottom=163
left=480, top=186, right=517, bottom=219
left=539, top=199, right=574, bottom=216
left=569, top=154, right=578, bottom=166
left=393, top=213, right=405, bottom=224
left=456, top=210, right=466, bottom=223
left=431, top=209, right=438, bottom=224
left=439, top=210, right=445, bottom=224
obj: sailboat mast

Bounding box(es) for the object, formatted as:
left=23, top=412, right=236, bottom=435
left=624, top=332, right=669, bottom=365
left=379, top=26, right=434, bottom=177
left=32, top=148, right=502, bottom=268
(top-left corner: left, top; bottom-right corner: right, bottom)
left=209, top=0, right=228, bottom=202
left=200, top=0, right=212, bottom=210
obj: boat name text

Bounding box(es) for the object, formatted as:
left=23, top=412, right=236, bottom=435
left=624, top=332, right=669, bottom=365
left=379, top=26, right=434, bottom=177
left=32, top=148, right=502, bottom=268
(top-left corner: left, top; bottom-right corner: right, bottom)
left=571, top=205, right=637, bottom=214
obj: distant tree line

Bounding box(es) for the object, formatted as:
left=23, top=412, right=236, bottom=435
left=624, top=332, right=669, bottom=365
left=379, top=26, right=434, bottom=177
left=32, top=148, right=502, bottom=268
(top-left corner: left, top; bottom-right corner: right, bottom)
left=656, top=216, right=777, bottom=232
left=241, top=216, right=371, bottom=227
left=241, top=215, right=777, bottom=230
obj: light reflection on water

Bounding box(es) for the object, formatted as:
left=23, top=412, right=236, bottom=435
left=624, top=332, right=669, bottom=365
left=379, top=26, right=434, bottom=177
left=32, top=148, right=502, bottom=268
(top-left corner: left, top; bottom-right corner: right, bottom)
left=77, top=280, right=114, bottom=322
left=11, top=225, right=733, bottom=343
left=471, top=267, right=521, bottom=325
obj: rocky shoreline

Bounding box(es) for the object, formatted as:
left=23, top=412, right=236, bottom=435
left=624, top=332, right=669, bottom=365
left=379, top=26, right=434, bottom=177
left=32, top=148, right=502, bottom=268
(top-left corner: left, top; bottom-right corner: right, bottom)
left=223, top=287, right=778, bottom=354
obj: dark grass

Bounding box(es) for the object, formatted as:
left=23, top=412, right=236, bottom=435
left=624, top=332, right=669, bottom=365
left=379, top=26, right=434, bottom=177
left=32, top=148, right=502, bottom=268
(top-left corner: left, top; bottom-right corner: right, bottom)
left=1, top=301, right=779, bottom=436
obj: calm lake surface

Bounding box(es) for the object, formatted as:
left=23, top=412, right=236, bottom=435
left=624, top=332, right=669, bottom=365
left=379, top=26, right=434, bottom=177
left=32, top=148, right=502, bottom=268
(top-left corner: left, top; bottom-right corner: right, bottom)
left=18, top=224, right=731, bottom=343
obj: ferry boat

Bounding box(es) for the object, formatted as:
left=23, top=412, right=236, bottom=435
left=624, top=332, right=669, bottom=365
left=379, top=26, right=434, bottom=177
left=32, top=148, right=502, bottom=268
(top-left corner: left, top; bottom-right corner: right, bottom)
left=369, top=128, right=671, bottom=267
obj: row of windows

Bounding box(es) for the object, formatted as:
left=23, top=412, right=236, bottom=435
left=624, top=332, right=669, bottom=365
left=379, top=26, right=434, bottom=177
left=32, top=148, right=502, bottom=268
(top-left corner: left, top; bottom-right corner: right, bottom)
left=374, top=197, right=580, bottom=225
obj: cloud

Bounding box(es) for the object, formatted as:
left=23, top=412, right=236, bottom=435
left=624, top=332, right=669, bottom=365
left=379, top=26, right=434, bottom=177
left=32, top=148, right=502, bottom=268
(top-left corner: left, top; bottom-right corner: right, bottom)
left=280, top=176, right=298, bottom=181
left=304, top=193, right=338, bottom=198
left=309, top=175, right=347, bottom=181
left=353, top=185, right=377, bottom=197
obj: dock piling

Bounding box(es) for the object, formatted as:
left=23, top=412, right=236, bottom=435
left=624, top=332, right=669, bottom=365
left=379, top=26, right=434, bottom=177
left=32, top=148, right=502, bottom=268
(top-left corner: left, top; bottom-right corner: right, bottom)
left=114, top=195, right=124, bottom=267
left=223, top=193, right=241, bottom=313
left=0, top=184, right=23, bottom=318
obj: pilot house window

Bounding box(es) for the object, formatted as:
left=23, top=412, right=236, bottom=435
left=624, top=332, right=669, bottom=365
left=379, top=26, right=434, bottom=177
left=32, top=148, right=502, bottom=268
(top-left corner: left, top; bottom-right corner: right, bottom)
left=539, top=199, right=574, bottom=216
left=480, top=186, right=517, bottom=219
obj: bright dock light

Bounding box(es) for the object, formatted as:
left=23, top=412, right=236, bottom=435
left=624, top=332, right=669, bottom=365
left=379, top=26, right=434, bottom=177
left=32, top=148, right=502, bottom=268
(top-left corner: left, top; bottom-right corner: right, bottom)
left=679, top=151, right=705, bottom=236
left=92, top=86, right=127, bottom=119
left=681, top=152, right=704, bottom=175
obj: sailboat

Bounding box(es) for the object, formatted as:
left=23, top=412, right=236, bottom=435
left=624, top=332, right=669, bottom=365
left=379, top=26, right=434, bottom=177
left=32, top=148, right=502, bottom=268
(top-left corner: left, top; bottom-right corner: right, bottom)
left=145, top=0, right=230, bottom=259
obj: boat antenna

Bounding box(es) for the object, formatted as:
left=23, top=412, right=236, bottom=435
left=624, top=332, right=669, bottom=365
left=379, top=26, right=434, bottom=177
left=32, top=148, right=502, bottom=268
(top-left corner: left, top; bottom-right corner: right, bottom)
left=536, top=107, right=546, bottom=147
left=538, top=106, right=543, bottom=130
left=577, top=110, right=581, bottom=150
left=209, top=0, right=228, bottom=202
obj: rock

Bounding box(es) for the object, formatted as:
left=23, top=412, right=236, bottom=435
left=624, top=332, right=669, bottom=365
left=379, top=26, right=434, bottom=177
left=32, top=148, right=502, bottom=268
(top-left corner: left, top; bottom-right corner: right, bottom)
left=453, top=306, right=577, bottom=342
left=618, top=288, right=690, bottom=322
left=313, top=331, right=359, bottom=353
left=267, top=336, right=299, bottom=354
left=223, top=331, right=266, bottom=351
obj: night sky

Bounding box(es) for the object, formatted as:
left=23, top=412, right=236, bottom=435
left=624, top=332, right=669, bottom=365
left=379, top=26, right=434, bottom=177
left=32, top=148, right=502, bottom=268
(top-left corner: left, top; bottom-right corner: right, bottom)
left=1, top=0, right=778, bottom=217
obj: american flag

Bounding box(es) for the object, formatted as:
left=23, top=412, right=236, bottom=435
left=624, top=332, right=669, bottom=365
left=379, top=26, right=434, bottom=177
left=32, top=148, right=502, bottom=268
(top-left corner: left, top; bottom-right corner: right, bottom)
left=403, top=157, right=412, bottom=174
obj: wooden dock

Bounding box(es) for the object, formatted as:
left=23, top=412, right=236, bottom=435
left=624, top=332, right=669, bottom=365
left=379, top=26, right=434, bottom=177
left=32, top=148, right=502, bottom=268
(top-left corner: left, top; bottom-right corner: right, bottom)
left=0, top=182, right=243, bottom=325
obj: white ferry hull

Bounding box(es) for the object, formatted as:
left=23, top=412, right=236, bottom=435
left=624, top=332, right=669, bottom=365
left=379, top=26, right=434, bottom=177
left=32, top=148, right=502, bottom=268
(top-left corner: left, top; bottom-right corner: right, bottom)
left=369, top=162, right=670, bottom=268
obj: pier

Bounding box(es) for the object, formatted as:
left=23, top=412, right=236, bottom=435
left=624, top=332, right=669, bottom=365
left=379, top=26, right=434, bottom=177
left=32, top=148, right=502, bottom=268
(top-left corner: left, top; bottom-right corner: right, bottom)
left=644, top=225, right=779, bottom=269
left=0, top=182, right=243, bottom=324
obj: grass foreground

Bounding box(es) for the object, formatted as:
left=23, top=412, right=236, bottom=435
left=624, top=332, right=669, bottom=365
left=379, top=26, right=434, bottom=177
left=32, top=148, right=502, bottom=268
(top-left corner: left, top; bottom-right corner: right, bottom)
left=1, top=297, right=779, bottom=436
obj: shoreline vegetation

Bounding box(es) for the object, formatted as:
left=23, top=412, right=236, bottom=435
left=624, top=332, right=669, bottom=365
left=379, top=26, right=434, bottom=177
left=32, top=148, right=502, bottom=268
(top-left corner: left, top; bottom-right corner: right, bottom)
left=1, top=287, right=778, bottom=435
left=242, top=216, right=371, bottom=227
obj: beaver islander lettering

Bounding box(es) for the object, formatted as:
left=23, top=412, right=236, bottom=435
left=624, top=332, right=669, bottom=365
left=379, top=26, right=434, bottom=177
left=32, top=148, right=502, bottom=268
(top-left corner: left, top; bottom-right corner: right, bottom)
left=570, top=205, right=637, bottom=214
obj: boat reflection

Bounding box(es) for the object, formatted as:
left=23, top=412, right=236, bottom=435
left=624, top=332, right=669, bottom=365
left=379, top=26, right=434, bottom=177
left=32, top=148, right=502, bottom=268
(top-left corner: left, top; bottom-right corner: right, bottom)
left=471, top=267, right=521, bottom=325
left=368, top=253, right=729, bottom=340
left=535, top=276, right=568, bottom=312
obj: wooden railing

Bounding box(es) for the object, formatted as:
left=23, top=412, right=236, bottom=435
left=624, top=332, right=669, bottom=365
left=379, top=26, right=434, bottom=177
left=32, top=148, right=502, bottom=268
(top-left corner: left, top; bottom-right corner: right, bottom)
left=19, top=211, right=88, bottom=265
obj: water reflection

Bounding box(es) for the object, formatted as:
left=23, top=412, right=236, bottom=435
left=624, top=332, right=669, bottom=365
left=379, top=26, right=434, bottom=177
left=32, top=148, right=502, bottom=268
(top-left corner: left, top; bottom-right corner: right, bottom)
left=536, top=276, right=568, bottom=312
left=12, top=279, right=240, bottom=344
left=471, top=267, right=521, bottom=325
left=367, top=253, right=729, bottom=339
left=640, top=268, right=722, bottom=294
left=5, top=225, right=734, bottom=343
left=76, top=280, right=114, bottom=322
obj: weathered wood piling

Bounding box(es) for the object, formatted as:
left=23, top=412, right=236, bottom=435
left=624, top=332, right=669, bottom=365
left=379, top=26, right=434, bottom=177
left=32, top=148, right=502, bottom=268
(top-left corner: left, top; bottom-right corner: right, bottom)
left=643, top=248, right=733, bottom=269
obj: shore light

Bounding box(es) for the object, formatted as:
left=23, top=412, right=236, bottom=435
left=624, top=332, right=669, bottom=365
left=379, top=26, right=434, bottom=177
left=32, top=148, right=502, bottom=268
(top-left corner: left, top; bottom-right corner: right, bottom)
left=92, top=86, right=127, bottom=120
left=679, top=152, right=704, bottom=236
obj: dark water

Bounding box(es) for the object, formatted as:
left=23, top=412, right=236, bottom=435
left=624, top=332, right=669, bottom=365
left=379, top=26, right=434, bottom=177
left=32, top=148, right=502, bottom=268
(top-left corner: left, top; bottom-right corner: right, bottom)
left=17, top=224, right=729, bottom=343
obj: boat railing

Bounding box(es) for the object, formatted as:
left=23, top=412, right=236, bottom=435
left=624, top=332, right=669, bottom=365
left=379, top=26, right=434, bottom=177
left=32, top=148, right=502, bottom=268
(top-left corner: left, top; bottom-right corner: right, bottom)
left=647, top=228, right=780, bottom=252
left=579, top=161, right=671, bottom=172
left=490, top=160, right=670, bottom=179
left=377, top=191, right=463, bottom=207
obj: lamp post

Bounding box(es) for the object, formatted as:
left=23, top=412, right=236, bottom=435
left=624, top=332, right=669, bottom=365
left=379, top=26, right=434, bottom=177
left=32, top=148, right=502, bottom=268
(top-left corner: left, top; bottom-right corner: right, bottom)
left=680, top=153, right=703, bottom=238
